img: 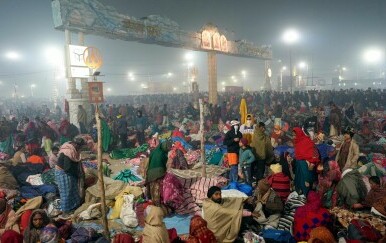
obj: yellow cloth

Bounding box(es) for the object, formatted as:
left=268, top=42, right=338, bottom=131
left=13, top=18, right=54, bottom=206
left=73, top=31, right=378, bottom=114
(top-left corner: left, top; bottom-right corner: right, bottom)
left=239, top=98, right=248, bottom=125
left=202, top=197, right=243, bottom=243
left=109, top=185, right=143, bottom=219
left=142, top=206, right=170, bottom=243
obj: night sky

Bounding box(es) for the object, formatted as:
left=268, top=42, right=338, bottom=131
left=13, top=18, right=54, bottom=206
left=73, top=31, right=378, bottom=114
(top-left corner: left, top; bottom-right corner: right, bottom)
left=0, top=0, right=385, bottom=97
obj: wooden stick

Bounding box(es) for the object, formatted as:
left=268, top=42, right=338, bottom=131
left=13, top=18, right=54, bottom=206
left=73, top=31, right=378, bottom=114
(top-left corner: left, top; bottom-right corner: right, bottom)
left=95, top=105, right=109, bottom=238
left=199, top=99, right=206, bottom=177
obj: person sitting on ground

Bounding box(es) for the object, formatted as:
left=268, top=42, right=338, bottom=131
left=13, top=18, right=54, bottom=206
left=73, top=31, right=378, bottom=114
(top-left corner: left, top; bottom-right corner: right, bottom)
left=293, top=191, right=333, bottom=242
left=202, top=186, right=248, bottom=243
left=26, top=148, right=45, bottom=164
left=352, top=176, right=386, bottom=209
left=48, top=146, right=59, bottom=168
left=0, top=198, right=19, bottom=237
left=40, top=223, right=65, bottom=243
left=1, top=229, right=23, bottom=243
left=23, top=209, right=50, bottom=243
left=185, top=215, right=217, bottom=243
left=307, top=226, right=336, bottom=243
left=141, top=205, right=170, bottom=243
left=267, top=163, right=291, bottom=202
left=11, top=145, right=27, bottom=166
left=336, top=169, right=367, bottom=209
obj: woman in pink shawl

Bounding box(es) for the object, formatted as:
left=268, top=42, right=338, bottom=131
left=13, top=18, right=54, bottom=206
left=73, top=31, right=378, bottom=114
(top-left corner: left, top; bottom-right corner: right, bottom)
left=47, top=120, right=60, bottom=140
left=316, top=158, right=341, bottom=208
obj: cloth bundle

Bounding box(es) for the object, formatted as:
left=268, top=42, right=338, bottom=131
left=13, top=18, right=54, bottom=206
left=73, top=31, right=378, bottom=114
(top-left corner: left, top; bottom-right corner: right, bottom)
left=113, top=169, right=141, bottom=183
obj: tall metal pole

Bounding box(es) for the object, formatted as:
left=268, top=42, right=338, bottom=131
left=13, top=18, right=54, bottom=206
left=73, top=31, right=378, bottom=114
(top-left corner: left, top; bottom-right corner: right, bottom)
left=289, top=48, right=293, bottom=93
left=199, top=99, right=206, bottom=177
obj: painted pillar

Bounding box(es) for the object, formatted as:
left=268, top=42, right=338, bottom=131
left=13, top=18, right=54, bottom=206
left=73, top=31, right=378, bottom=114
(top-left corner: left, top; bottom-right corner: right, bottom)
left=264, top=60, right=272, bottom=91
left=208, top=52, right=218, bottom=105
left=64, top=29, right=78, bottom=97
left=78, top=32, right=89, bottom=99
left=64, top=29, right=91, bottom=127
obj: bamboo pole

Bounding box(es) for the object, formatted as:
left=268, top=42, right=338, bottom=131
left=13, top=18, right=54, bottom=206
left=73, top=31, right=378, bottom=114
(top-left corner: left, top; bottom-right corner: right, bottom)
left=95, top=105, right=109, bottom=238
left=199, top=99, right=206, bottom=177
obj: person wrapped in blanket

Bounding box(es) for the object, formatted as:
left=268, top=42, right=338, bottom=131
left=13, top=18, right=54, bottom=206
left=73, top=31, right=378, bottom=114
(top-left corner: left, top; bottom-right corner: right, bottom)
left=146, top=141, right=172, bottom=207
left=293, top=127, right=319, bottom=196
left=351, top=176, right=386, bottom=213
left=203, top=186, right=258, bottom=243
left=185, top=215, right=217, bottom=243
left=55, top=137, right=86, bottom=219
left=0, top=198, right=19, bottom=237
left=336, top=168, right=367, bottom=209
left=293, top=191, right=333, bottom=242
left=23, top=209, right=50, bottom=243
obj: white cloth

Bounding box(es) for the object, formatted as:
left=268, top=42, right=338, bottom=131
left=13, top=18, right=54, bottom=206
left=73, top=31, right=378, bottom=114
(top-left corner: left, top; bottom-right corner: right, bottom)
left=26, top=174, right=43, bottom=186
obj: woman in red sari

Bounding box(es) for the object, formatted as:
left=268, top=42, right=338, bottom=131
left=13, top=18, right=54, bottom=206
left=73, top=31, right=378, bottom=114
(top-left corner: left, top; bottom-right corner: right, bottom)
left=186, top=215, right=217, bottom=243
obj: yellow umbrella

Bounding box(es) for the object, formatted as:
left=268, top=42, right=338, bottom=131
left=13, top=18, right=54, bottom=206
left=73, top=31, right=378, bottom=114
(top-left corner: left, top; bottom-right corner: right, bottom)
left=239, top=98, right=248, bottom=125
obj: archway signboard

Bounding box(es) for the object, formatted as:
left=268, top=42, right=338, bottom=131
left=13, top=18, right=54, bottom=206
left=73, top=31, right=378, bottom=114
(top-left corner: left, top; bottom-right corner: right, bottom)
left=51, top=0, right=272, bottom=122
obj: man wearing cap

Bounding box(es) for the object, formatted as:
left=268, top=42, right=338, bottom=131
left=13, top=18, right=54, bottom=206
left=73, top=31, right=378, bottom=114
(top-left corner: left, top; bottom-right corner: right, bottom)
left=202, top=186, right=244, bottom=243
left=223, top=119, right=243, bottom=182
left=336, top=127, right=359, bottom=171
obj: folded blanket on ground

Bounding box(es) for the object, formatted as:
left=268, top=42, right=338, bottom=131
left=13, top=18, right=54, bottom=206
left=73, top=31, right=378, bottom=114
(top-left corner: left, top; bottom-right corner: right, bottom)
left=20, top=185, right=57, bottom=199
left=170, top=165, right=228, bottom=179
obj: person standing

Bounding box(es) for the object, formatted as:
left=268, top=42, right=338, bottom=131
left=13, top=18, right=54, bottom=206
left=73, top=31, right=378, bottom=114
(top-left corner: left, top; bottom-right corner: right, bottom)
left=250, top=122, right=274, bottom=182
left=238, top=138, right=255, bottom=185
left=116, top=114, right=128, bottom=148
left=161, top=104, right=169, bottom=126
left=335, top=127, right=359, bottom=171
left=55, top=138, right=85, bottom=219
left=223, top=120, right=243, bottom=182
left=77, top=105, right=88, bottom=134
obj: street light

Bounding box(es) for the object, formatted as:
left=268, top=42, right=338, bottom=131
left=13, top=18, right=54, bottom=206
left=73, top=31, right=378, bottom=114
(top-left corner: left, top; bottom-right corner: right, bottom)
left=364, top=48, right=383, bottom=64
left=5, top=51, right=21, bottom=60
left=282, top=28, right=300, bottom=93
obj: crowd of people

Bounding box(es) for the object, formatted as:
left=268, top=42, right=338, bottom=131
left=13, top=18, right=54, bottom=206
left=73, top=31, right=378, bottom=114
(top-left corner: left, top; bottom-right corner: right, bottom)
left=0, top=88, right=385, bottom=242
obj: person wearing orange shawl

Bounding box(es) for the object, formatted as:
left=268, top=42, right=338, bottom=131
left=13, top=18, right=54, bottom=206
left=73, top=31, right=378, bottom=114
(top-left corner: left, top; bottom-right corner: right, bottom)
left=293, top=127, right=319, bottom=196
left=185, top=215, right=217, bottom=243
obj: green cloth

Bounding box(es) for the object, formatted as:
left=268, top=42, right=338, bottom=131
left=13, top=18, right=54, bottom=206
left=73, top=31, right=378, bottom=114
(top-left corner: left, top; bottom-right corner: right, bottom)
left=0, top=134, right=14, bottom=156
left=101, top=120, right=112, bottom=152
left=113, top=169, right=141, bottom=183
left=109, top=144, right=149, bottom=159
left=60, top=136, right=70, bottom=145
left=251, top=129, right=273, bottom=162
left=146, top=142, right=169, bottom=182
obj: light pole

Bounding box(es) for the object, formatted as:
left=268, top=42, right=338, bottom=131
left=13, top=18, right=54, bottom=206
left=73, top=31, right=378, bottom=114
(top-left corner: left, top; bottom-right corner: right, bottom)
left=241, top=70, right=246, bottom=89
left=282, top=29, right=300, bottom=93
left=280, top=66, right=287, bottom=91
left=30, top=84, right=36, bottom=97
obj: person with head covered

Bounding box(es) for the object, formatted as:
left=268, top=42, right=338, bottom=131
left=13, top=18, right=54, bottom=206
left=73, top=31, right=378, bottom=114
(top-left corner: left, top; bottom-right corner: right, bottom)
left=223, top=119, right=243, bottom=182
